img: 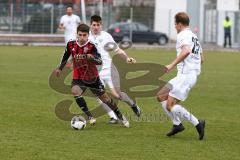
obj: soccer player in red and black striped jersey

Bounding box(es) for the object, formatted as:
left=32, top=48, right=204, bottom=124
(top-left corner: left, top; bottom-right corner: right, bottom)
left=54, top=23, right=129, bottom=127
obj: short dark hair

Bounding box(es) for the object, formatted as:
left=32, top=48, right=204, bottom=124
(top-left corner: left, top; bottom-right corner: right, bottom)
left=90, top=15, right=102, bottom=24
left=175, top=12, right=190, bottom=26
left=77, top=23, right=90, bottom=33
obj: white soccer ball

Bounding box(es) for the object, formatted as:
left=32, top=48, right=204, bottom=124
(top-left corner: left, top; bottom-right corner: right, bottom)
left=71, top=116, right=87, bottom=130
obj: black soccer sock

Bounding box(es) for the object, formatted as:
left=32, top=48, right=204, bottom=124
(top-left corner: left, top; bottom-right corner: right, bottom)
left=74, top=96, right=92, bottom=118
left=104, top=99, right=123, bottom=120
left=113, top=108, right=123, bottom=120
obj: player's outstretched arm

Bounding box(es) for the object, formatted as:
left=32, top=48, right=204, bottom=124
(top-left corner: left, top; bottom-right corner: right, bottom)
left=165, top=45, right=191, bottom=73
left=115, top=48, right=136, bottom=64
left=55, top=43, right=71, bottom=77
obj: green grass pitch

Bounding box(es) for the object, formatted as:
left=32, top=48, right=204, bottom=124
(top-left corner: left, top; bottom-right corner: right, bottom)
left=0, top=46, right=240, bottom=160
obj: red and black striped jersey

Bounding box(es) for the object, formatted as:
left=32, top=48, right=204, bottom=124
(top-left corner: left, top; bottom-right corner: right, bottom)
left=59, top=40, right=102, bottom=82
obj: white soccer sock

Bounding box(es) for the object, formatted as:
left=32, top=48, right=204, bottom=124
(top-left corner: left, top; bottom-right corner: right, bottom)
left=171, top=104, right=199, bottom=126
left=97, top=98, right=118, bottom=120
left=120, top=92, right=135, bottom=106
left=161, top=101, right=181, bottom=125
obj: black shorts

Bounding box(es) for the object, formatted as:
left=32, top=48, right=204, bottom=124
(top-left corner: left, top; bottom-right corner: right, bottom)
left=71, top=77, right=105, bottom=96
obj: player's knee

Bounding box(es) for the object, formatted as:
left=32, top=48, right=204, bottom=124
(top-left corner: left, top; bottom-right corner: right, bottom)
left=111, top=92, right=121, bottom=100
left=99, top=93, right=110, bottom=103
left=156, top=94, right=167, bottom=102
left=108, top=88, right=121, bottom=99
left=71, top=89, right=80, bottom=96
left=71, top=90, right=77, bottom=96
left=156, top=95, right=162, bottom=102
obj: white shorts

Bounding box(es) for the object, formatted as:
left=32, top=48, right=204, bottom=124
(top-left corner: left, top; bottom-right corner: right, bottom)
left=99, top=65, right=120, bottom=89
left=168, top=73, right=198, bottom=101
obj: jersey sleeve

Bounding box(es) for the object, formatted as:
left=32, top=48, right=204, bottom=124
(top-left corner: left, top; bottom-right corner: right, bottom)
left=76, top=15, right=81, bottom=24
left=91, top=44, right=102, bottom=65
left=58, top=42, right=71, bottom=70
left=60, top=16, right=64, bottom=25
left=106, top=33, right=120, bottom=52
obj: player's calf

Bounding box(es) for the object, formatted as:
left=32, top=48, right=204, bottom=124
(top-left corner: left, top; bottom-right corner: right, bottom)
left=74, top=96, right=94, bottom=120
left=99, top=93, right=129, bottom=127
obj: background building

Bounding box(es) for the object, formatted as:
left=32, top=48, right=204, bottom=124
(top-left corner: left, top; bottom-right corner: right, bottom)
left=154, top=0, right=240, bottom=47
left=0, top=0, right=239, bottom=47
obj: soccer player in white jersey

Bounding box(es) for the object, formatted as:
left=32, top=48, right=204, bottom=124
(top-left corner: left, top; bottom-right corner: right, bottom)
left=157, top=12, right=205, bottom=140
left=59, top=6, right=81, bottom=44
left=89, top=15, right=141, bottom=124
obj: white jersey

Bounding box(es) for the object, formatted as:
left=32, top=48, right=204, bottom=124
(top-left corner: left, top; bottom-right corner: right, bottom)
left=89, top=31, right=119, bottom=70
left=176, top=28, right=202, bottom=75
left=60, top=14, right=81, bottom=42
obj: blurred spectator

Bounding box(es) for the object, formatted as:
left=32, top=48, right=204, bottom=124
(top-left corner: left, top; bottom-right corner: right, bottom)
left=59, top=6, right=81, bottom=44
left=223, top=16, right=232, bottom=48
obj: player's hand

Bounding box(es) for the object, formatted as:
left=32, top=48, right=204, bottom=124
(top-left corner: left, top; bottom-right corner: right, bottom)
left=86, top=54, right=94, bottom=60
left=165, top=64, right=174, bottom=73
left=58, top=28, right=64, bottom=32
left=54, top=68, right=61, bottom=77
left=127, top=57, right=136, bottom=64
left=58, top=25, right=65, bottom=31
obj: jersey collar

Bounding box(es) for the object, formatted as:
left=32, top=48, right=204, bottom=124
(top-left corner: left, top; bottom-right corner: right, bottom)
left=76, top=40, right=89, bottom=47
left=183, top=27, right=190, bottom=32
left=90, top=31, right=102, bottom=38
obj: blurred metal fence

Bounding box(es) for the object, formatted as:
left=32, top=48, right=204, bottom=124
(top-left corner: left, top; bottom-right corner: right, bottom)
left=0, top=2, right=154, bottom=34
left=0, top=3, right=58, bottom=34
